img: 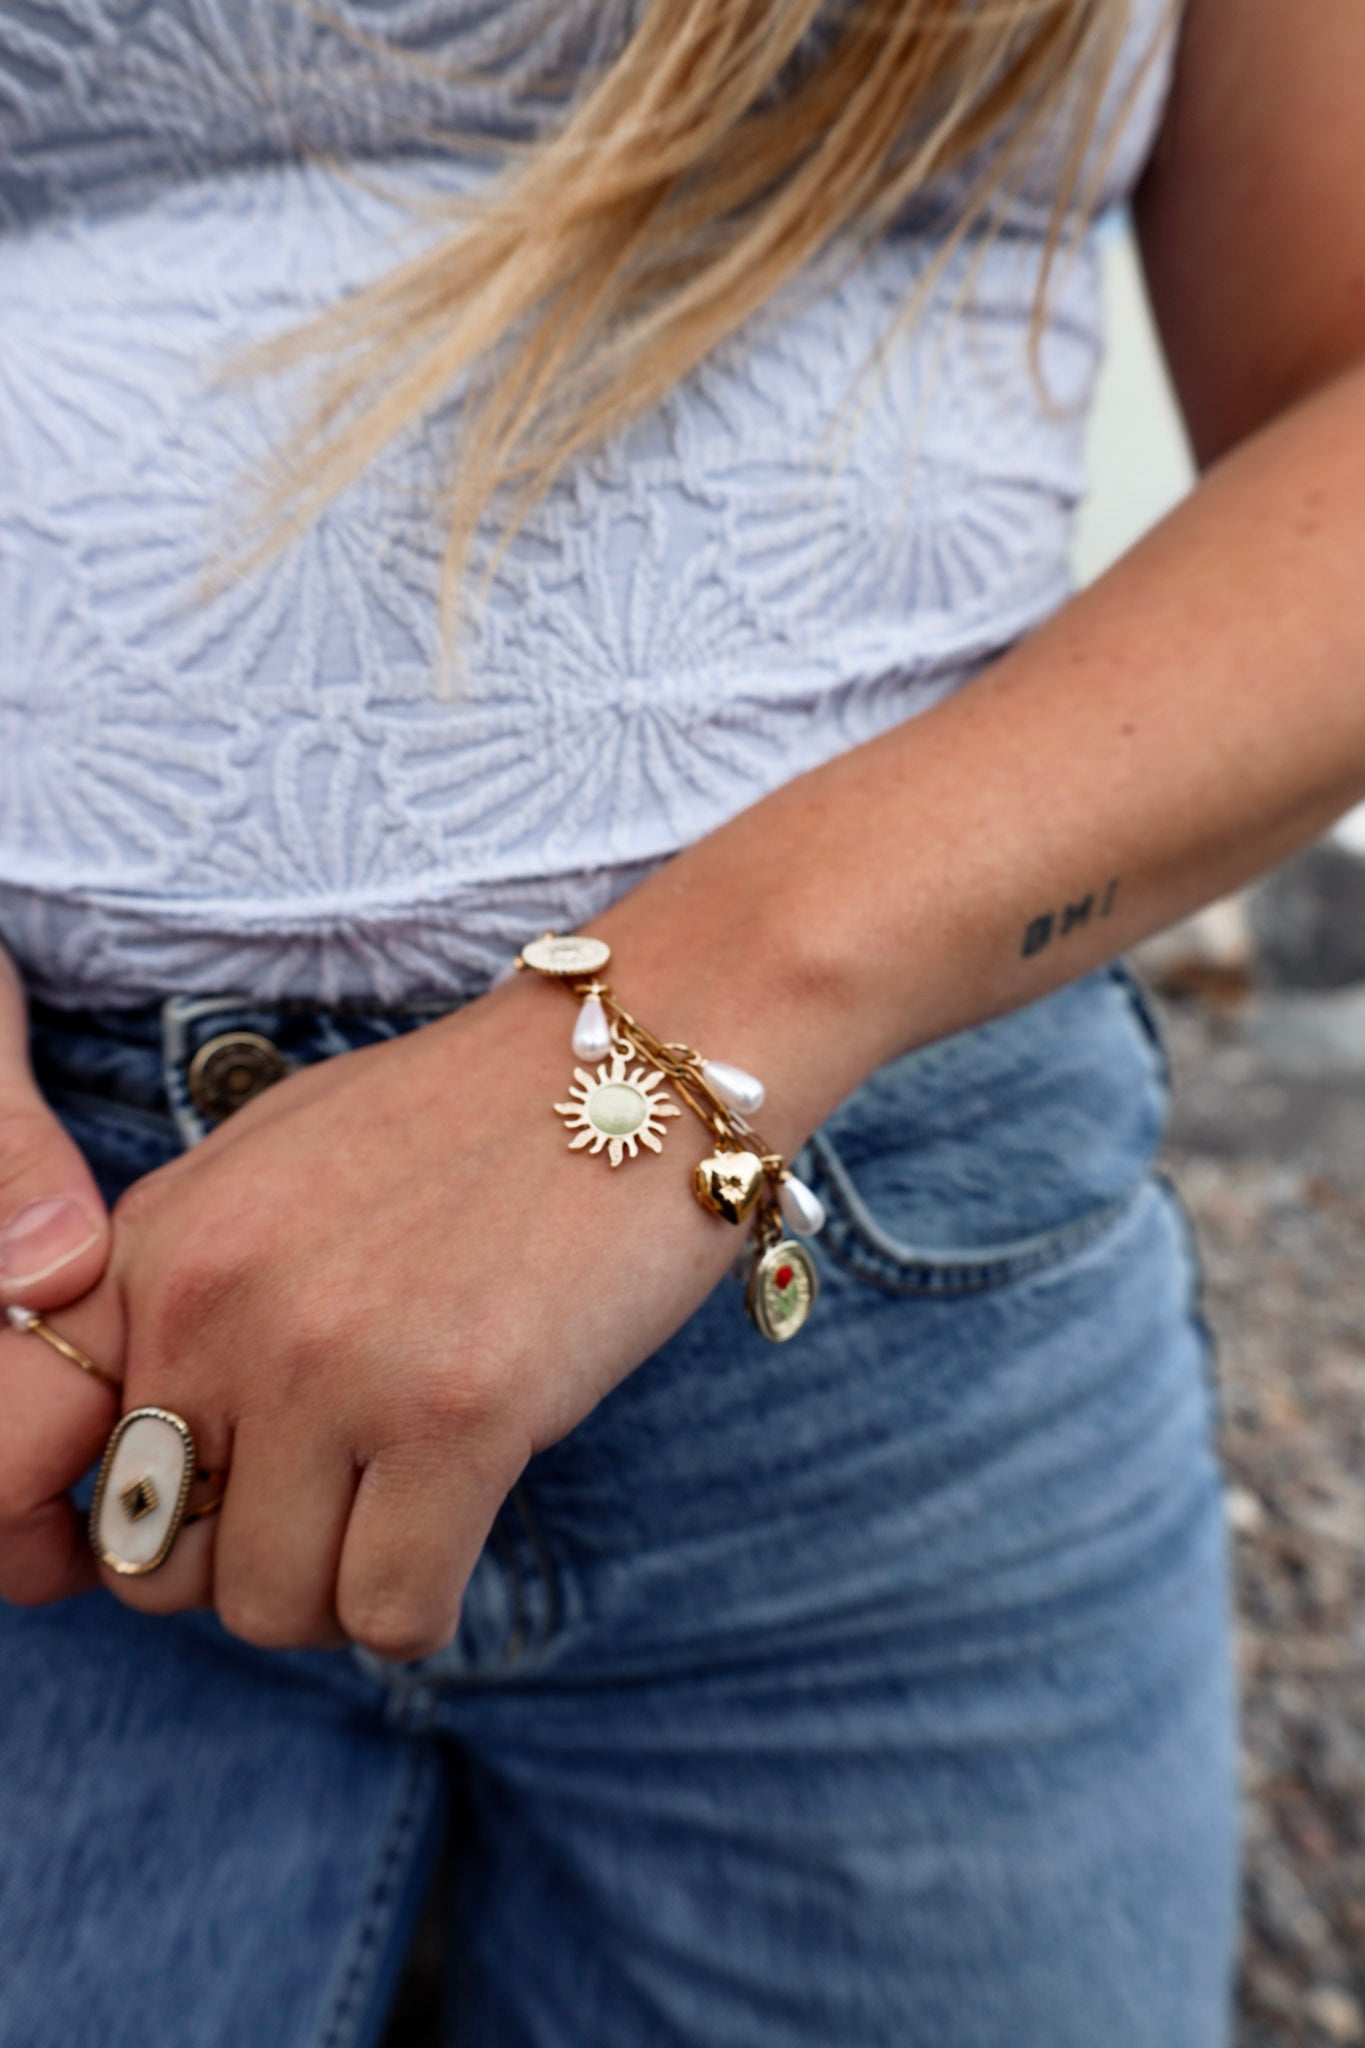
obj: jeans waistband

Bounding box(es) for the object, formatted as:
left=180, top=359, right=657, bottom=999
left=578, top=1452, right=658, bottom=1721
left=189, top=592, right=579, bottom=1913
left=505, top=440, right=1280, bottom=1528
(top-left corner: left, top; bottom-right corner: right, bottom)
left=27, top=989, right=475, bottom=1150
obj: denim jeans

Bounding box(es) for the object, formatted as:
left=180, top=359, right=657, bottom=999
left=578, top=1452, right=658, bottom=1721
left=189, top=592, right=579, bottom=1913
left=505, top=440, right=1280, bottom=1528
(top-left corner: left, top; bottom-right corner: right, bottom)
left=0, top=964, right=1240, bottom=2048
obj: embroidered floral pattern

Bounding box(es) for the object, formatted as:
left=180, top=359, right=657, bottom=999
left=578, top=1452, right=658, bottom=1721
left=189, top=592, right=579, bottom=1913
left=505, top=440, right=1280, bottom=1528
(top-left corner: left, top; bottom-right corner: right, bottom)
left=0, top=0, right=1181, bottom=1007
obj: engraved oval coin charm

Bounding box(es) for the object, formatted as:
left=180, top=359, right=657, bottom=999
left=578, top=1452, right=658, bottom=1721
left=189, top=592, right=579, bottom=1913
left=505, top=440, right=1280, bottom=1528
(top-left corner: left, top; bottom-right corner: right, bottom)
left=520, top=933, right=612, bottom=979
left=746, top=1238, right=819, bottom=1342
left=90, top=1407, right=198, bottom=1576
left=692, top=1150, right=765, bottom=1224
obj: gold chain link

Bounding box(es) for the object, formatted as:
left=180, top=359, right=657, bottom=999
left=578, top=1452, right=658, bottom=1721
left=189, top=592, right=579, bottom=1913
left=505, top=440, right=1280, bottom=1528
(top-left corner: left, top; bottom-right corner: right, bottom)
left=574, top=978, right=787, bottom=1202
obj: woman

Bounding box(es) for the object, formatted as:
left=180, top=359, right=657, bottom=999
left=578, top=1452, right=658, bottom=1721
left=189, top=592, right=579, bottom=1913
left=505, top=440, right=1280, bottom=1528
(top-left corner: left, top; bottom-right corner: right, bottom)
left=0, top=0, right=1360, bottom=2040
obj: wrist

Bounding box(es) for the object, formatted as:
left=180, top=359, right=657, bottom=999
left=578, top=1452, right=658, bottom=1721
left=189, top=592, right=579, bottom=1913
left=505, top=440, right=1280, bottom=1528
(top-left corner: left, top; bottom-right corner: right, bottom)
left=505, top=923, right=831, bottom=1341
left=576, top=867, right=868, bottom=1158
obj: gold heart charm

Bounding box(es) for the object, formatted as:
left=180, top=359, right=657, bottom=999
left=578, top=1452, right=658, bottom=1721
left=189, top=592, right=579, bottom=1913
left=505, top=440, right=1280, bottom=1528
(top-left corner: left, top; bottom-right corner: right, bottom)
left=692, top=1150, right=765, bottom=1224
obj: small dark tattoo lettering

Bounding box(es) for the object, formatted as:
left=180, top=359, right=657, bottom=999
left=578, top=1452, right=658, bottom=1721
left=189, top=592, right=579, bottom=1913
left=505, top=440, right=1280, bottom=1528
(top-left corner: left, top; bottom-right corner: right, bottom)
left=1021, top=912, right=1055, bottom=958
left=1019, top=878, right=1120, bottom=959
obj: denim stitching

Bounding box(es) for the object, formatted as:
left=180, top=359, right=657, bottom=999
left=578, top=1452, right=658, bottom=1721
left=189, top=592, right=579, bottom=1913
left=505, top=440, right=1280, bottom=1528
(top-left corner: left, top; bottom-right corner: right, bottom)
left=509, top=1477, right=562, bottom=1650
left=1105, top=958, right=1175, bottom=1098
left=1153, top=1165, right=1225, bottom=1443
left=484, top=1511, right=529, bottom=1666
left=816, top=1197, right=1140, bottom=1297
left=807, top=1126, right=1144, bottom=1298
left=313, top=1742, right=437, bottom=2048
left=160, top=999, right=215, bottom=1149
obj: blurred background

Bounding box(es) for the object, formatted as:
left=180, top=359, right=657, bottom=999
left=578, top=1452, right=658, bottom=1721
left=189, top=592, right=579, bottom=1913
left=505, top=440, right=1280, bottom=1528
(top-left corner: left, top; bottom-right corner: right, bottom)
left=1078, top=215, right=1365, bottom=2048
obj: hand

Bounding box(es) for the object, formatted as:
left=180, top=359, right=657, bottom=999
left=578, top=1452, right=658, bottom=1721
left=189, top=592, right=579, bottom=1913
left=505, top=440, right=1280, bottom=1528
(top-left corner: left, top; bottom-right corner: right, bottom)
left=4, top=972, right=742, bottom=1654
left=0, top=948, right=118, bottom=1603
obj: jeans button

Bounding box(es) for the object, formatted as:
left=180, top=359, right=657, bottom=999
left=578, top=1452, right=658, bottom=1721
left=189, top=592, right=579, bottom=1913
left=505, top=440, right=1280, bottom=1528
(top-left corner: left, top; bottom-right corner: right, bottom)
left=186, top=1031, right=289, bottom=1122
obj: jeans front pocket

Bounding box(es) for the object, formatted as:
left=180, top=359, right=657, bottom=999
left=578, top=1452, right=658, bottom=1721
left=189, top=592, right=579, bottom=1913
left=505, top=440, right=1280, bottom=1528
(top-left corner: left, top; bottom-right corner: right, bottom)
left=798, top=962, right=1172, bottom=1299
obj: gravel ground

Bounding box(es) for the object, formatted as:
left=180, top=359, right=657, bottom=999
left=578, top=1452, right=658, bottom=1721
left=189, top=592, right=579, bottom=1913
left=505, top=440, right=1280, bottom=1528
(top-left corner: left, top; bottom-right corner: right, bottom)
left=1158, top=993, right=1365, bottom=2048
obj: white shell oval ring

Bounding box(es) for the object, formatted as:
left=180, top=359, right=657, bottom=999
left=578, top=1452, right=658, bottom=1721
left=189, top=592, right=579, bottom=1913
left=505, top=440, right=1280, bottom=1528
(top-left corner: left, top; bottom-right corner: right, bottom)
left=5, top=1304, right=226, bottom=1574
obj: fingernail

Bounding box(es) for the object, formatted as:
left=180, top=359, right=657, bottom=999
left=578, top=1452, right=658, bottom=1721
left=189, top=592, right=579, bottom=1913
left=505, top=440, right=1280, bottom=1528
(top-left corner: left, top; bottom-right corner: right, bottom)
left=0, top=1196, right=101, bottom=1289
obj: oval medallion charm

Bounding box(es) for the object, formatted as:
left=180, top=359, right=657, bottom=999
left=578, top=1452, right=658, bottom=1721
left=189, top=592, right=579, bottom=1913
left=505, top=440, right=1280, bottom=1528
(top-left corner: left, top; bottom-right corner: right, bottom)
left=692, top=1150, right=765, bottom=1224
left=746, top=1238, right=819, bottom=1342
left=521, top=933, right=612, bottom=979
left=90, top=1407, right=197, bottom=1576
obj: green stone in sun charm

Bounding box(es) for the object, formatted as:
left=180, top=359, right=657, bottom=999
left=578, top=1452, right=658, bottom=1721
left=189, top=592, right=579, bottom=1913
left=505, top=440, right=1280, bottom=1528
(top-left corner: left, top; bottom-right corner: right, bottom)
left=555, top=1049, right=683, bottom=1168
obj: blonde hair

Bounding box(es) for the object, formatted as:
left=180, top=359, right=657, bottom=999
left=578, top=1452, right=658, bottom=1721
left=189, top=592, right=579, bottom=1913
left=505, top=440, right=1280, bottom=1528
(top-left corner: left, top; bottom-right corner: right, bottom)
left=231, top=0, right=1168, bottom=680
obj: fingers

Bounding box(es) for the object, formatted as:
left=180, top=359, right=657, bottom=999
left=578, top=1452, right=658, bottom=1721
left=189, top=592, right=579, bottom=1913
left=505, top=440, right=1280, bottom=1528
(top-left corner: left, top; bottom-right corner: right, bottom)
left=0, top=954, right=110, bottom=1309
left=336, top=1447, right=502, bottom=1663
left=103, top=1430, right=499, bottom=1657
left=0, top=947, right=134, bottom=1605
left=0, top=1279, right=126, bottom=1606
left=212, top=1422, right=356, bottom=1649
left=109, top=1418, right=355, bottom=1649
left=0, top=1496, right=100, bottom=1605
left=111, top=1408, right=495, bottom=1658
left=0, top=1313, right=110, bottom=1603
left=90, top=1393, right=231, bottom=1619
left=94, top=1490, right=220, bottom=1616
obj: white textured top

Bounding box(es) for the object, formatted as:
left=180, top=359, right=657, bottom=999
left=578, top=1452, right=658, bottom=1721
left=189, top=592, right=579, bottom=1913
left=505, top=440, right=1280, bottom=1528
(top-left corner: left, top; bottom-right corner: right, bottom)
left=0, top=0, right=1181, bottom=1007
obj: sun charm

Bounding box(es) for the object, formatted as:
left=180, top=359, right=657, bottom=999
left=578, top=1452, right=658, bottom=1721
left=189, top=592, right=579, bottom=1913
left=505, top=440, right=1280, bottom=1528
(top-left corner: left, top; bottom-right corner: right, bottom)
left=555, top=1050, right=682, bottom=1167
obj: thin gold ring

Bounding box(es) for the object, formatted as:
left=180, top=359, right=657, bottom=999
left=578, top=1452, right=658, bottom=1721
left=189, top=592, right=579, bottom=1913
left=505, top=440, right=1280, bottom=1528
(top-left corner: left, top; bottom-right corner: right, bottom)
left=4, top=1304, right=119, bottom=1390
left=185, top=1487, right=227, bottom=1524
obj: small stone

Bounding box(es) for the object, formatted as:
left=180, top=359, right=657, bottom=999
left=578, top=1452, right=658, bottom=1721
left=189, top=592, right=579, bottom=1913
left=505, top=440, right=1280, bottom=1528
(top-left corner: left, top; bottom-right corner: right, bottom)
left=587, top=1081, right=647, bottom=1138
left=1227, top=1483, right=1267, bottom=1535
left=1304, top=1986, right=1364, bottom=2045
left=1248, top=1861, right=1333, bottom=1956
left=779, top=1173, right=826, bottom=1237
left=5, top=1304, right=38, bottom=1331
left=572, top=994, right=613, bottom=1061
left=119, top=1475, right=159, bottom=1523
left=701, top=1060, right=766, bottom=1116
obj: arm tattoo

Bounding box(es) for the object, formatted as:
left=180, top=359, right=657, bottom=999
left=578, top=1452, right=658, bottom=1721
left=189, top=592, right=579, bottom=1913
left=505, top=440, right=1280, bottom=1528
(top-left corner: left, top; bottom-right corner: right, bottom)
left=1020, top=878, right=1120, bottom=959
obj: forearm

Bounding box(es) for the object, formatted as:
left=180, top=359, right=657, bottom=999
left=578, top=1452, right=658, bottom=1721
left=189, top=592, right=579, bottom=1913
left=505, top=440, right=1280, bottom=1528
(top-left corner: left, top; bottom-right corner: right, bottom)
left=578, top=355, right=1365, bottom=1149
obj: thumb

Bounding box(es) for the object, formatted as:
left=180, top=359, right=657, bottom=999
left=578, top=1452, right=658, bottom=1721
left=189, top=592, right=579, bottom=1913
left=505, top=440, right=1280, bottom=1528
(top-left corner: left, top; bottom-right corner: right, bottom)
left=0, top=955, right=109, bottom=1309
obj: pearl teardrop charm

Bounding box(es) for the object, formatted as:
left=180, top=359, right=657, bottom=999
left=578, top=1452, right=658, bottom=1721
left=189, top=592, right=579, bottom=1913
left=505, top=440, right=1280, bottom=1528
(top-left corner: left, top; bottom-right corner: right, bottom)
left=571, top=993, right=614, bottom=1061
left=700, top=1059, right=766, bottom=1116
left=778, top=1172, right=826, bottom=1237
